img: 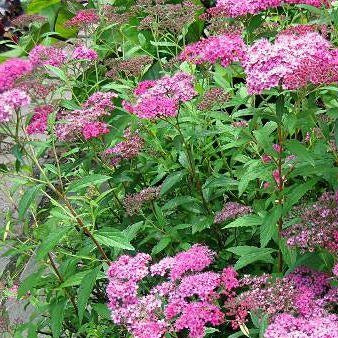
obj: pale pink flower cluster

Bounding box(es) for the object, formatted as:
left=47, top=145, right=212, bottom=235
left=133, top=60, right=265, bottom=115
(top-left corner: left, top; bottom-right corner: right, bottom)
left=243, top=31, right=337, bottom=94
left=103, top=127, right=144, bottom=165
left=106, top=245, right=236, bottom=338
left=65, top=9, right=99, bottom=27
left=209, top=0, right=330, bottom=18
left=123, top=72, right=197, bottom=119
left=214, top=202, right=252, bottom=224
left=0, top=89, right=31, bottom=122
left=72, top=45, right=98, bottom=61
left=26, top=105, right=54, bottom=135
left=180, top=33, right=246, bottom=67
left=29, top=45, right=67, bottom=68
left=0, top=58, right=33, bottom=93
left=56, top=91, right=116, bottom=141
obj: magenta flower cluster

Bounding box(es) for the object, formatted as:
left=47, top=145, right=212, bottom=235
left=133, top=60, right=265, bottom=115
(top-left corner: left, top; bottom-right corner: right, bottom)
left=283, top=191, right=338, bottom=253
left=106, top=245, right=238, bottom=338
left=209, top=0, right=330, bottom=18
left=0, top=89, right=31, bottom=123
left=56, top=91, right=116, bottom=141
left=0, top=58, right=33, bottom=93
left=103, top=127, right=144, bottom=165
left=243, top=30, right=337, bottom=94
left=123, top=72, right=197, bottom=119
left=180, top=33, right=246, bottom=68
left=29, top=45, right=67, bottom=68
left=65, top=9, right=100, bottom=27
left=26, top=105, right=54, bottom=135
left=214, top=202, right=252, bottom=224
left=72, top=45, right=98, bottom=61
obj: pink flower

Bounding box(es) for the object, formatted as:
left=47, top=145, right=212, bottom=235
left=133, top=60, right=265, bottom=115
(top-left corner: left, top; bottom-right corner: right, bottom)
left=29, top=45, right=67, bottom=68
left=180, top=33, right=246, bottom=67
left=263, top=182, right=271, bottom=189
left=65, top=9, right=99, bottom=27
left=333, top=264, right=338, bottom=277
left=27, top=105, right=54, bottom=135
left=262, top=154, right=272, bottom=163
left=0, top=89, right=31, bottom=122
left=82, top=122, right=109, bottom=140
left=0, top=58, right=32, bottom=93
left=273, top=144, right=283, bottom=153
left=273, top=169, right=282, bottom=186
left=214, top=202, right=252, bottom=224
left=73, top=45, right=98, bottom=60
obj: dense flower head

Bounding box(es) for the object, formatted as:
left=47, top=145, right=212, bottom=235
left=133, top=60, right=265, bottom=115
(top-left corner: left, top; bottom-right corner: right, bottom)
left=282, top=191, right=338, bottom=253
left=103, top=127, right=144, bottom=165
left=264, top=313, right=338, bottom=338
left=11, top=14, right=46, bottom=28
left=26, top=105, right=54, bottom=135
left=0, top=89, right=31, bottom=122
left=65, top=9, right=99, bottom=27
left=82, top=122, right=109, bottom=140
left=72, top=45, right=98, bottom=61
left=123, top=72, right=197, bottom=119
left=29, top=45, right=67, bottom=68
left=208, top=0, right=330, bottom=18
left=198, top=88, right=229, bottom=111
left=0, top=58, right=33, bottom=93
left=82, top=91, right=117, bottom=111
left=243, top=30, right=338, bottom=94
left=123, top=186, right=161, bottom=216
left=180, top=33, right=246, bottom=67
left=214, top=202, right=252, bottom=224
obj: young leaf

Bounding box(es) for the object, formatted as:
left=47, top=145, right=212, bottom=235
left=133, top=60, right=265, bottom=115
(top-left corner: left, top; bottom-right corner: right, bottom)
left=160, top=171, right=185, bottom=196
left=151, top=237, right=171, bottom=255
left=260, top=206, right=282, bottom=248
left=223, top=215, right=262, bottom=229
left=94, top=229, right=134, bottom=250
left=18, top=184, right=43, bottom=220
left=50, top=299, right=67, bottom=338
left=78, top=265, right=101, bottom=324
left=67, top=174, right=111, bottom=192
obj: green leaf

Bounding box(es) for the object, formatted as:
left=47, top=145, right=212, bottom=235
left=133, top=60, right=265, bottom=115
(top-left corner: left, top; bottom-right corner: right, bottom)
left=285, top=140, right=315, bottom=166
left=45, top=65, right=67, bottom=82
left=36, top=227, right=72, bottom=260
left=50, top=299, right=66, bottom=338
left=59, top=270, right=106, bottom=288
left=223, top=215, right=262, bottom=229
left=78, top=265, right=101, bottom=324
left=18, top=270, right=43, bottom=298
left=160, top=172, right=185, bottom=196
left=151, top=237, right=171, bottom=255
left=259, top=314, right=269, bottom=338
left=92, top=303, right=111, bottom=319
left=27, top=0, right=61, bottom=13
left=18, top=184, right=43, bottom=220
left=67, top=174, right=111, bottom=192
left=260, top=206, right=282, bottom=248
left=94, top=229, right=134, bottom=250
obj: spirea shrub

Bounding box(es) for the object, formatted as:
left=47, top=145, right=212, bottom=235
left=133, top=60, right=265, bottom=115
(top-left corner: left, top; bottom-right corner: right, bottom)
left=0, top=0, right=337, bottom=337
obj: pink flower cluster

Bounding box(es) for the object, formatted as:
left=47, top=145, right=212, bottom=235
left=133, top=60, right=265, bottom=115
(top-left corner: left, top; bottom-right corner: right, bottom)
left=103, top=127, right=144, bottom=165
left=123, top=72, right=197, bottom=119
left=283, top=191, right=338, bottom=253
left=29, top=45, right=67, bottom=68
left=72, top=45, right=98, bottom=61
left=208, top=0, right=330, bottom=18
left=106, top=245, right=237, bottom=338
left=180, top=33, right=246, bottom=67
left=243, top=31, right=338, bottom=94
left=214, top=202, right=252, bottom=224
left=0, top=58, right=32, bottom=93
left=56, top=91, right=116, bottom=141
left=26, top=105, right=54, bottom=135
left=0, top=89, right=31, bottom=122
left=65, top=9, right=99, bottom=27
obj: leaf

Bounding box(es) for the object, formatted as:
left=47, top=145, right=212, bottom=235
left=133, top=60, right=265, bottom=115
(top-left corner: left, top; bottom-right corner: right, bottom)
left=162, top=196, right=197, bottom=210
left=222, top=215, right=262, bottom=229
left=27, top=0, right=61, bottom=13
left=36, top=227, right=72, bottom=260
left=259, top=314, right=269, bottom=338
left=45, top=65, right=67, bottom=82
left=18, top=184, right=43, bottom=220
left=150, top=40, right=177, bottom=47
left=92, top=303, right=111, bottom=319
left=276, top=94, right=286, bottom=122
left=50, top=299, right=66, bottom=338
left=18, top=270, right=42, bottom=298
left=285, top=140, right=315, bottom=166
left=67, top=174, right=111, bottom=192
left=78, top=266, right=101, bottom=324
left=260, top=206, right=282, bottom=248
left=192, top=216, right=213, bottom=234
left=151, top=237, right=171, bottom=255
left=59, top=270, right=106, bottom=288
left=94, top=229, right=134, bottom=250
left=160, top=172, right=185, bottom=196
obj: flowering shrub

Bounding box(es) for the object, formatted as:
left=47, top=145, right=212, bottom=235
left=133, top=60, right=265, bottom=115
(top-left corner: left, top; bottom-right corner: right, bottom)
left=0, top=0, right=337, bottom=337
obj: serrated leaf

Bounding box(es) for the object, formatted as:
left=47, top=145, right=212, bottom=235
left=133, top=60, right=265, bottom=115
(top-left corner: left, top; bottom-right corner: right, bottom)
left=59, top=270, right=105, bottom=288
left=260, top=206, right=282, bottom=248
left=27, top=0, right=61, bottom=13
left=223, top=215, right=262, bottom=229
left=36, top=227, right=72, bottom=260
left=94, top=229, right=134, bottom=250
left=18, top=270, right=43, bottom=298
left=93, top=303, right=111, bottom=319
left=285, top=140, right=315, bottom=166
left=45, top=65, right=67, bottom=82
left=18, top=184, right=43, bottom=220
left=160, top=172, right=185, bottom=196
left=50, top=299, right=66, bottom=338
left=67, top=174, right=111, bottom=192
left=151, top=237, right=171, bottom=255
left=78, top=265, right=101, bottom=324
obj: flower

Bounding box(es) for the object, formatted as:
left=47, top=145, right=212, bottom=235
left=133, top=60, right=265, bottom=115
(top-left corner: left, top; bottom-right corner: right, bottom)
left=180, top=33, right=246, bottom=67
left=0, top=58, right=33, bottom=93
left=214, top=202, right=252, bottom=224
left=0, top=89, right=31, bottom=122
left=72, top=45, right=98, bottom=60
left=27, top=105, right=54, bottom=135
left=29, top=45, right=67, bottom=68
left=82, top=122, right=109, bottom=140
left=65, top=9, right=99, bottom=27
left=198, top=88, right=229, bottom=111
left=123, top=72, right=197, bottom=119
left=11, top=14, right=46, bottom=28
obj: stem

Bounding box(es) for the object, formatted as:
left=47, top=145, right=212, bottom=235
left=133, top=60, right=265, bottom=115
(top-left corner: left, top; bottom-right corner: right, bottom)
left=277, top=125, right=284, bottom=273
